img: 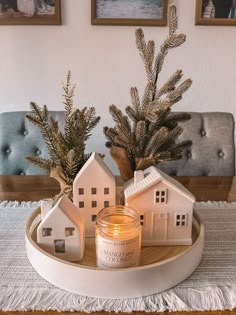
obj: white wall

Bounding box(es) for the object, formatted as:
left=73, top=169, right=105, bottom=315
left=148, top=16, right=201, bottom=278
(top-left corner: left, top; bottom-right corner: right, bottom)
left=0, top=0, right=235, bottom=173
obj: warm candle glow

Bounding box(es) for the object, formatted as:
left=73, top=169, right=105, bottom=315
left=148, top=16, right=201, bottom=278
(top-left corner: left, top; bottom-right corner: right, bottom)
left=112, top=224, right=120, bottom=236
left=95, top=205, right=141, bottom=269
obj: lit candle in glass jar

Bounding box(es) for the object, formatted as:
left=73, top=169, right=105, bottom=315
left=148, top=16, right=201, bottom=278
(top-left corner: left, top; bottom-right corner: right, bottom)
left=95, top=205, right=141, bottom=269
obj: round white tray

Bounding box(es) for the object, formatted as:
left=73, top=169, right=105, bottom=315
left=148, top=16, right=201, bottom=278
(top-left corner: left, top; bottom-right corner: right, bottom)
left=25, top=208, right=204, bottom=299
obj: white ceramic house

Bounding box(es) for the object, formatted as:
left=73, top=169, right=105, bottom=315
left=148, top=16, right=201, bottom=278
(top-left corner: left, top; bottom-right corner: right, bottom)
left=73, top=152, right=116, bottom=237
left=124, top=166, right=196, bottom=246
left=37, top=195, right=85, bottom=262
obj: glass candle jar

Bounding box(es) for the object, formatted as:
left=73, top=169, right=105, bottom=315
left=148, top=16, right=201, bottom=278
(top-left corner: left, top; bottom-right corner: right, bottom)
left=95, top=205, right=141, bottom=269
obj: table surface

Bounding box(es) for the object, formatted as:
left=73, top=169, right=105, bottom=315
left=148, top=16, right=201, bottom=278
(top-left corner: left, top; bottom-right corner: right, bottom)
left=0, top=175, right=236, bottom=315
left=1, top=175, right=236, bottom=202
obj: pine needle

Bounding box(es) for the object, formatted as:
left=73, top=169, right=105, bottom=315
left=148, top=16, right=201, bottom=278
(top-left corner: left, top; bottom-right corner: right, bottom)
left=104, top=4, right=192, bottom=181
left=26, top=71, right=101, bottom=185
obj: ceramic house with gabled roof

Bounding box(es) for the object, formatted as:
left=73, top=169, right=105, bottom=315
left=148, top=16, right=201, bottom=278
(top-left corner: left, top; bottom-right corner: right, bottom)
left=73, top=152, right=116, bottom=237
left=37, top=195, right=85, bottom=262
left=124, top=166, right=196, bottom=246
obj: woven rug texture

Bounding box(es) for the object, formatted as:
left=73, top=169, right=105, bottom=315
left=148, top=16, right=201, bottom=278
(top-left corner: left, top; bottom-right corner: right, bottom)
left=0, top=200, right=235, bottom=312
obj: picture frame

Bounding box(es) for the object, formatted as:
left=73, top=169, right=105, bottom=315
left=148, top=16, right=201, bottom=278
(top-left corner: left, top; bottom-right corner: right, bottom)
left=195, top=0, right=236, bottom=25
left=0, top=0, right=61, bottom=25
left=91, top=0, right=168, bottom=26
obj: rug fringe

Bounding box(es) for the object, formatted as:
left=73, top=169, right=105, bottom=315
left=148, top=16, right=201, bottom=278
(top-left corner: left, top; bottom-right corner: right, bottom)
left=1, top=200, right=236, bottom=210
left=0, top=200, right=235, bottom=210
left=194, top=201, right=236, bottom=209
left=0, top=286, right=235, bottom=312
left=0, top=200, right=41, bottom=208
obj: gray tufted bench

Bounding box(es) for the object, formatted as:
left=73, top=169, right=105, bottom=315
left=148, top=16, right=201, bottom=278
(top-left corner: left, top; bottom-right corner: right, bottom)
left=0, top=111, right=234, bottom=176
left=0, top=111, right=64, bottom=175
left=158, top=112, right=235, bottom=176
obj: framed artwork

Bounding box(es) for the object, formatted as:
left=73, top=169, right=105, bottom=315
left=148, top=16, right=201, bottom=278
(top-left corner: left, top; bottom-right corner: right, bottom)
left=0, top=0, right=61, bottom=25
left=195, top=0, right=236, bottom=25
left=91, top=0, right=168, bottom=26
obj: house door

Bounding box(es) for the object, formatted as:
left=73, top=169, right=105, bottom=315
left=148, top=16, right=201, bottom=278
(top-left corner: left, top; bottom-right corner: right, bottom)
left=152, top=213, right=168, bottom=240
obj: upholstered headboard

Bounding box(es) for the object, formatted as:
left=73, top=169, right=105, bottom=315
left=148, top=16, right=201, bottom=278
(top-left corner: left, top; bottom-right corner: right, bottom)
left=158, top=112, right=235, bottom=176
left=0, top=111, right=64, bottom=175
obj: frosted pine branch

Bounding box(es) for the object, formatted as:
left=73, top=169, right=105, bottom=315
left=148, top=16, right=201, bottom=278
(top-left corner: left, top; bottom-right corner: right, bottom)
left=27, top=71, right=100, bottom=186
left=167, top=79, right=192, bottom=104
left=168, top=5, right=178, bottom=36
left=135, top=28, right=146, bottom=57
left=104, top=5, right=193, bottom=181
left=130, top=87, right=141, bottom=113
left=156, top=70, right=183, bottom=99
left=141, top=81, right=156, bottom=111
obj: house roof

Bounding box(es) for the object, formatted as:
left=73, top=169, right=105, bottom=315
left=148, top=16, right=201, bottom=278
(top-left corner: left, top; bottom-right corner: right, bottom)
left=41, top=195, right=83, bottom=226
left=124, top=166, right=196, bottom=203
left=73, top=152, right=115, bottom=183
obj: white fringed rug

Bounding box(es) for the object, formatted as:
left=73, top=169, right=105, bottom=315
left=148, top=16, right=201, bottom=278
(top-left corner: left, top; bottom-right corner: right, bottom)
left=0, top=201, right=236, bottom=312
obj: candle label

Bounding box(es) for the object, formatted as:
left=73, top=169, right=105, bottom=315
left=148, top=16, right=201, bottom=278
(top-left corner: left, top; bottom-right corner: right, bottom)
left=96, top=235, right=140, bottom=269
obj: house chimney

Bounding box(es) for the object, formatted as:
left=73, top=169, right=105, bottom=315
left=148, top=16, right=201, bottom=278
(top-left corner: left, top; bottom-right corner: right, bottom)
left=134, top=170, right=144, bottom=185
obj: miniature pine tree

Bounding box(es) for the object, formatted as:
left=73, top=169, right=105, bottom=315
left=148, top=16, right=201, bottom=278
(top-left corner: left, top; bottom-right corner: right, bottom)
left=104, top=5, right=192, bottom=182
left=26, top=71, right=101, bottom=196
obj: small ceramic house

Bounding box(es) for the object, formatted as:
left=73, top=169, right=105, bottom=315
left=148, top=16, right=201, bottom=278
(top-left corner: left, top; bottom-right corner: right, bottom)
left=37, top=195, right=85, bottom=261
left=124, top=166, right=196, bottom=246
left=73, top=152, right=116, bottom=237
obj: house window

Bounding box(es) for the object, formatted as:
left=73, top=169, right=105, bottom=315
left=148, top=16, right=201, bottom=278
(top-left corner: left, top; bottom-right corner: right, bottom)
left=65, top=227, right=75, bottom=236
left=54, top=240, right=65, bottom=253
left=155, top=189, right=167, bottom=203
left=79, top=201, right=84, bottom=208
left=104, top=188, right=109, bottom=195
left=78, top=188, right=84, bottom=195
left=104, top=200, right=109, bottom=207
left=140, top=215, right=144, bottom=226
left=175, top=214, right=187, bottom=227
left=91, top=188, right=97, bottom=195
left=42, top=228, right=52, bottom=237
left=92, top=201, right=97, bottom=208
left=92, top=215, right=97, bottom=222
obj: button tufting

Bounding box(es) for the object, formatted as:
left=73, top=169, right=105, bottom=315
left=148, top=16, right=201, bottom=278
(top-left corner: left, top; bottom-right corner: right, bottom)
left=36, top=150, right=41, bottom=156
left=218, top=151, right=224, bottom=158
left=23, top=130, right=28, bottom=136
left=6, top=148, right=11, bottom=154
left=201, top=130, right=206, bottom=136
left=187, top=151, right=192, bottom=158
